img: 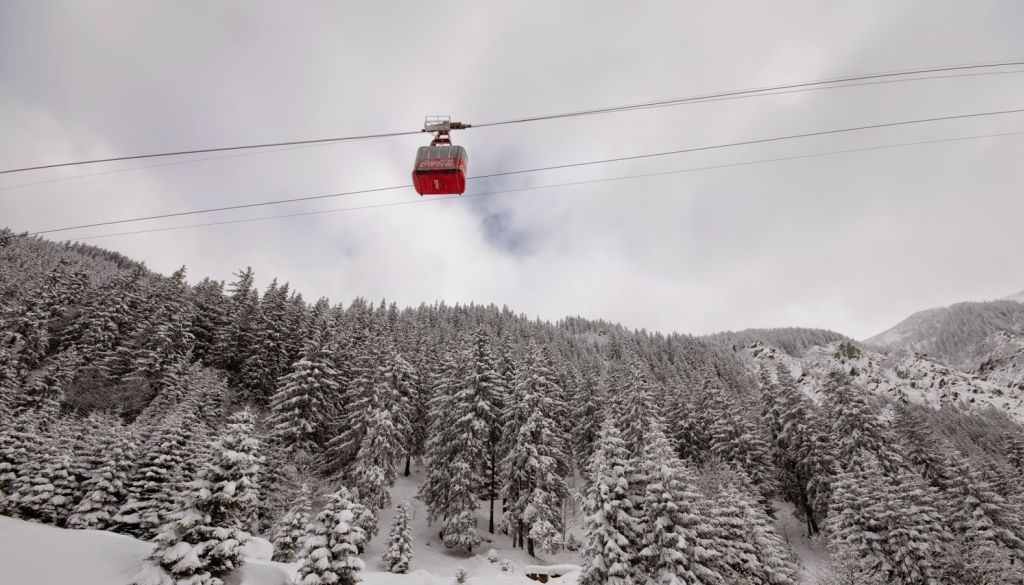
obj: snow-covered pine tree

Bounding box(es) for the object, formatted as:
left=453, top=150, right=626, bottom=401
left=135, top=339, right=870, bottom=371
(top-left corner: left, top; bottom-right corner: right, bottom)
left=666, top=382, right=711, bottom=464
left=2, top=258, right=88, bottom=373
left=190, top=277, right=230, bottom=367
left=319, top=329, right=383, bottom=476
left=208, top=409, right=262, bottom=530
left=706, top=388, right=777, bottom=510
left=73, top=266, right=147, bottom=366
left=114, top=411, right=197, bottom=538
left=0, top=342, right=20, bottom=421
left=340, top=336, right=410, bottom=508
left=15, top=348, right=81, bottom=419
left=0, top=414, right=43, bottom=515
left=271, top=483, right=312, bottom=563
left=820, top=544, right=887, bottom=585
left=823, top=454, right=891, bottom=579
left=697, top=470, right=772, bottom=585
left=728, top=468, right=800, bottom=585
left=770, top=364, right=836, bottom=536
left=68, top=423, right=136, bottom=530
left=295, top=487, right=366, bottom=585
left=383, top=502, right=413, bottom=573
left=114, top=267, right=196, bottom=385
left=400, top=343, right=429, bottom=477
left=9, top=427, right=79, bottom=526
left=132, top=409, right=261, bottom=585
left=636, top=423, right=723, bottom=585
left=499, top=340, right=569, bottom=556
left=419, top=348, right=483, bottom=552
left=350, top=495, right=379, bottom=554
left=617, top=358, right=661, bottom=459
left=465, top=325, right=506, bottom=535
left=579, top=419, right=641, bottom=585
left=240, top=279, right=293, bottom=405
left=351, top=405, right=404, bottom=510
left=823, top=370, right=902, bottom=473
left=942, top=535, right=1019, bottom=585
left=891, top=403, right=955, bottom=490
left=569, top=357, right=605, bottom=471
left=880, top=469, right=951, bottom=585
left=256, top=443, right=301, bottom=533
left=267, top=319, right=340, bottom=461
left=944, top=455, right=1024, bottom=560
left=221, top=267, right=261, bottom=386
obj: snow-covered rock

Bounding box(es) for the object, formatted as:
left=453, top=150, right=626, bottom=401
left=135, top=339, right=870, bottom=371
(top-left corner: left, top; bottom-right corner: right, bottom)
left=743, top=340, right=1024, bottom=421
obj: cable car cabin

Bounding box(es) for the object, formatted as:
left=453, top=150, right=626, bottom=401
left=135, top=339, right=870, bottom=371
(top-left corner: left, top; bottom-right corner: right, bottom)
left=412, top=144, right=468, bottom=195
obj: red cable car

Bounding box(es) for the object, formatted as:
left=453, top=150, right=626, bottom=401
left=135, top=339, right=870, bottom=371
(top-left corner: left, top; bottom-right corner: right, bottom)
left=413, top=116, right=470, bottom=196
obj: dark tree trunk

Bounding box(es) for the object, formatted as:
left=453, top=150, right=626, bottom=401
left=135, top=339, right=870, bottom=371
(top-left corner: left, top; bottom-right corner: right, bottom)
left=798, top=482, right=818, bottom=536
left=404, top=454, right=411, bottom=477
left=488, top=447, right=496, bottom=534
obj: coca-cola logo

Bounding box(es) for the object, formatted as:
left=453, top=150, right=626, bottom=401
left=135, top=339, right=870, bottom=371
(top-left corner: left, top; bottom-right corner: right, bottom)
left=416, top=158, right=457, bottom=169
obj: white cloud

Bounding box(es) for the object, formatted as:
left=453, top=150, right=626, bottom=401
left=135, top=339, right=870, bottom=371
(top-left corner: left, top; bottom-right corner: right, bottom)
left=2, top=1, right=1023, bottom=340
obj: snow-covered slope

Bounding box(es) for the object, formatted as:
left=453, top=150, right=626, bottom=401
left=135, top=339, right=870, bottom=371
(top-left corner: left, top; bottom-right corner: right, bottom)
left=0, top=471, right=582, bottom=585
left=743, top=340, right=1024, bottom=421
left=864, top=298, right=1024, bottom=391
left=1005, top=289, right=1024, bottom=303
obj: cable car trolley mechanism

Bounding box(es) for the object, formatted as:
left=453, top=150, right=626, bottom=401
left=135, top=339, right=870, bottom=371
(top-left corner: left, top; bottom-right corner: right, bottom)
left=412, top=116, right=470, bottom=196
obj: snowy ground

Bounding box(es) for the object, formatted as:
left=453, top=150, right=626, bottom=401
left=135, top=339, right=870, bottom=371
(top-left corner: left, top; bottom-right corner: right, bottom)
left=359, top=467, right=582, bottom=582
left=770, top=500, right=829, bottom=585
left=0, top=467, right=582, bottom=585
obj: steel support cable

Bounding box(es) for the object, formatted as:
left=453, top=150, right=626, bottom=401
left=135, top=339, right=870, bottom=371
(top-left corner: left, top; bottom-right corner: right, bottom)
left=24, top=128, right=1024, bottom=243
left=2, top=59, right=1023, bottom=175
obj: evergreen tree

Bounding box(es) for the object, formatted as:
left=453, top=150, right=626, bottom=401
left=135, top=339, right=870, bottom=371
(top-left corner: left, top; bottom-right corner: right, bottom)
left=114, top=267, right=196, bottom=385
left=15, top=349, right=81, bottom=418
left=891, top=403, right=955, bottom=490
left=240, top=280, right=293, bottom=404
left=320, top=330, right=384, bottom=475
left=823, top=370, right=901, bottom=473
left=824, top=454, right=891, bottom=579
left=114, top=411, right=198, bottom=538
left=881, top=470, right=951, bottom=585
left=942, top=536, right=1019, bottom=585
left=350, top=495, right=379, bottom=554
left=383, top=502, right=414, bottom=574
left=295, top=488, right=366, bottom=585
left=569, top=360, right=605, bottom=471
left=68, top=425, right=136, bottom=530
left=10, top=431, right=78, bottom=525
left=190, top=277, right=230, bottom=366
left=770, top=364, right=836, bottom=536
left=579, top=420, right=641, bottom=585
left=74, top=267, right=146, bottom=366
left=351, top=405, right=404, bottom=511
left=419, top=349, right=482, bottom=551
left=131, top=411, right=260, bottom=585
left=945, top=456, right=1024, bottom=559
left=618, top=359, right=661, bottom=459
left=221, top=267, right=260, bottom=386
left=0, top=415, right=42, bottom=515
left=465, top=325, right=506, bottom=535
left=499, top=341, right=569, bottom=556
left=706, top=389, right=777, bottom=510
left=271, top=483, right=312, bottom=563
left=267, top=321, right=339, bottom=460
left=636, top=424, right=723, bottom=585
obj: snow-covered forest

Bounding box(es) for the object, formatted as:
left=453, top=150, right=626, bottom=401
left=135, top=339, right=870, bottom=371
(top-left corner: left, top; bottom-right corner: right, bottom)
left=1, top=230, right=1023, bottom=585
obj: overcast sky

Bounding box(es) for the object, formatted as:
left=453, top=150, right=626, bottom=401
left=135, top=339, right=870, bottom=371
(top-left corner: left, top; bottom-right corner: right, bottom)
left=2, top=1, right=1023, bottom=340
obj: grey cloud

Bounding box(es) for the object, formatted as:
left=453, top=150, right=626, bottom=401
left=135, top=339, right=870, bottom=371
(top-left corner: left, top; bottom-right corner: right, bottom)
left=2, top=1, right=1023, bottom=340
